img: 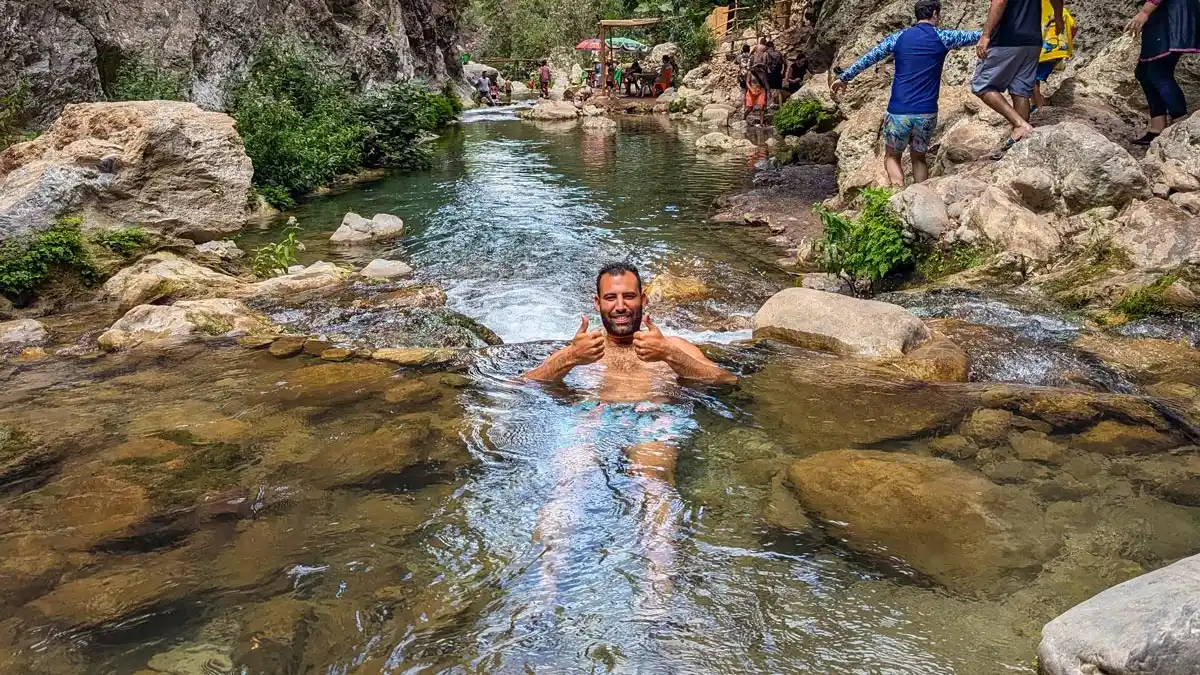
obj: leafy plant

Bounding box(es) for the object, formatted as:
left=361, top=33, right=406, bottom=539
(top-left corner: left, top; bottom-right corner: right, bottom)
left=0, top=79, right=31, bottom=150
left=0, top=217, right=99, bottom=300
left=251, top=222, right=304, bottom=278
left=1112, top=273, right=1180, bottom=318
left=112, top=58, right=186, bottom=101
left=93, top=227, right=154, bottom=257
left=775, top=98, right=830, bottom=138
left=814, top=187, right=913, bottom=296
left=914, top=242, right=992, bottom=281
left=668, top=96, right=688, bottom=113
left=256, top=185, right=297, bottom=211
left=360, top=82, right=457, bottom=170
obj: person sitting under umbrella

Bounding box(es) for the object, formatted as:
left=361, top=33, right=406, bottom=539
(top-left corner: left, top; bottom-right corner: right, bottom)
left=653, top=55, right=674, bottom=96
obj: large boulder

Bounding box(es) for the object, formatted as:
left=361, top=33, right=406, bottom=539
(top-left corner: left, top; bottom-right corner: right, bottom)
left=889, top=183, right=952, bottom=239
left=1038, top=553, right=1200, bottom=675
left=992, top=122, right=1150, bottom=215
left=0, top=102, right=253, bottom=244
left=329, top=212, right=405, bottom=245
left=98, top=298, right=275, bottom=351
left=1110, top=199, right=1200, bottom=269
left=962, top=187, right=1062, bottom=260
left=787, top=449, right=1059, bottom=596
left=647, top=42, right=680, bottom=67
left=249, top=261, right=351, bottom=297
left=700, top=104, right=733, bottom=127
left=520, top=100, right=580, bottom=121
left=753, top=288, right=931, bottom=357
left=102, top=252, right=246, bottom=309
left=1145, top=114, right=1200, bottom=193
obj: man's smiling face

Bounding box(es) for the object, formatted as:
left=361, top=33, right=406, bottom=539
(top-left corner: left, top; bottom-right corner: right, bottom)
left=595, top=271, right=645, bottom=338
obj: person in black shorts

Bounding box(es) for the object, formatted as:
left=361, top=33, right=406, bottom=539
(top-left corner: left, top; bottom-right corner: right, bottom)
left=766, top=40, right=786, bottom=106
left=973, top=0, right=1064, bottom=158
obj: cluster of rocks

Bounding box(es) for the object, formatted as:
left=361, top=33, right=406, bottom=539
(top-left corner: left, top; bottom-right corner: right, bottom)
left=237, top=333, right=458, bottom=368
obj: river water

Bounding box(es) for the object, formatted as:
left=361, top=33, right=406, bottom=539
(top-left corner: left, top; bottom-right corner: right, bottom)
left=1, top=109, right=1198, bottom=675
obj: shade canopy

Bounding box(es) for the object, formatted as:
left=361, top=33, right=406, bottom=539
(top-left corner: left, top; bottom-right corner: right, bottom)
left=575, top=37, right=649, bottom=52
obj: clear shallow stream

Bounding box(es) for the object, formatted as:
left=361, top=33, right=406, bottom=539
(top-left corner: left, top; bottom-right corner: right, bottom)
left=2, top=108, right=1199, bottom=675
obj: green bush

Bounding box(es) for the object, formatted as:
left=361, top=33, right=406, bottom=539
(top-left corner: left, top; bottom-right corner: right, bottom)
left=256, top=185, right=297, bottom=211
left=814, top=187, right=913, bottom=296
left=230, top=43, right=366, bottom=200
left=1, top=79, right=30, bottom=150
left=0, top=217, right=98, bottom=300
left=230, top=42, right=460, bottom=202
left=914, top=242, right=992, bottom=281
left=113, top=58, right=186, bottom=101
left=93, top=227, right=154, bottom=257
left=674, top=21, right=716, bottom=71
left=774, top=98, right=830, bottom=138
left=668, top=97, right=688, bottom=114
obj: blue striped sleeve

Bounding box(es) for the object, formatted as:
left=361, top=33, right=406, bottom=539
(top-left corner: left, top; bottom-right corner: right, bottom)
left=838, top=30, right=902, bottom=83
left=937, top=29, right=983, bottom=49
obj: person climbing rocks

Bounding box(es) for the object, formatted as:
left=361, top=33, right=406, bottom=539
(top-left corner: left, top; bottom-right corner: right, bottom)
left=767, top=40, right=786, bottom=106
left=539, top=60, right=552, bottom=99
left=784, top=51, right=809, bottom=94
left=831, top=0, right=982, bottom=187
left=974, top=0, right=1064, bottom=158
left=737, top=43, right=752, bottom=96
left=475, top=72, right=492, bottom=105
left=1127, top=0, right=1200, bottom=145
left=744, top=38, right=772, bottom=126
left=1031, top=0, right=1076, bottom=114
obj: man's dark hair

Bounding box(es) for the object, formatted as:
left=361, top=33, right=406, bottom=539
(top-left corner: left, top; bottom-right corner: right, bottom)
left=596, top=262, right=642, bottom=294
left=914, top=0, right=941, bottom=20
left=766, top=39, right=775, bottom=48
left=742, top=44, right=751, bottom=53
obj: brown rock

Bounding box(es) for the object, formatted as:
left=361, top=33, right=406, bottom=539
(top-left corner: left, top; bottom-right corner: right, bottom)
left=645, top=272, right=711, bottom=306
left=960, top=408, right=1014, bottom=446
left=763, top=472, right=812, bottom=532
left=302, top=339, right=332, bottom=356
left=787, top=449, right=1059, bottom=596
left=272, top=362, right=394, bottom=406
left=1072, top=421, right=1178, bottom=456
left=383, top=379, right=442, bottom=406
left=28, top=552, right=197, bottom=628
left=267, top=336, right=306, bottom=358
left=238, top=335, right=276, bottom=350
left=928, top=434, right=979, bottom=460
left=1008, top=430, right=1067, bottom=465
left=319, top=348, right=353, bottom=362
left=372, top=347, right=456, bottom=367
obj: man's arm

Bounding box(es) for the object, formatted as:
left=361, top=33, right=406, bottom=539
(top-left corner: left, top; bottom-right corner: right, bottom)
left=836, top=30, right=902, bottom=84
left=523, top=317, right=604, bottom=382
left=1049, top=0, right=1064, bottom=36
left=664, top=338, right=739, bottom=386
left=978, top=0, right=1009, bottom=58
left=937, top=29, right=983, bottom=50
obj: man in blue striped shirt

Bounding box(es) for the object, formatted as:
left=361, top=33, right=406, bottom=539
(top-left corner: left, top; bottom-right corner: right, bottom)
left=832, top=0, right=982, bottom=187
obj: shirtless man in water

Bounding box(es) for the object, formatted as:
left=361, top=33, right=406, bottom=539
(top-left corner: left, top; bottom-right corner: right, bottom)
left=524, top=262, right=737, bottom=482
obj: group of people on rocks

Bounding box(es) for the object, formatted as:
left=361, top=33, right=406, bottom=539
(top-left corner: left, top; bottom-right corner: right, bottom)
left=831, top=0, right=1199, bottom=187
left=739, top=39, right=808, bottom=125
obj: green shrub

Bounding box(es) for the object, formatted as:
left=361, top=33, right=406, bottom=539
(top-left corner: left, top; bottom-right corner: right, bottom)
left=675, top=21, right=716, bottom=71
left=1, top=79, right=30, bottom=150
left=251, top=223, right=303, bottom=278
left=256, top=185, right=297, bottom=211
left=113, top=58, right=185, bottom=101
left=230, top=43, right=366, bottom=199
left=775, top=98, right=830, bottom=138
left=668, top=97, right=688, bottom=114
left=915, top=242, right=992, bottom=281
left=0, top=217, right=98, bottom=300
left=1112, top=273, right=1180, bottom=318
left=360, top=82, right=459, bottom=169
left=93, top=227, right=154, bottom=257
left=814, top=187, right=913, bottom=296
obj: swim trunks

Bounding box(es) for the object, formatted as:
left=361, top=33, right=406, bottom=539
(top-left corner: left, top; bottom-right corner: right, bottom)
left=882, top=112, right=938, bottom=153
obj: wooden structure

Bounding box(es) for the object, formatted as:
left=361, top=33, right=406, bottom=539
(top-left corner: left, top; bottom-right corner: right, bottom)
left=598, top=18, right=661, bottom=94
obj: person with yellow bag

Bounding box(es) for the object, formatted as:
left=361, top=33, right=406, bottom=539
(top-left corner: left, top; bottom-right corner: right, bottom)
left=1032, top=0, right=1076, bottom=112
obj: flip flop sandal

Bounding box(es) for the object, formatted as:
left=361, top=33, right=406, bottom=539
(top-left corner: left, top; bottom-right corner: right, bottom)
left=990, top=136, right=1019, bottom=161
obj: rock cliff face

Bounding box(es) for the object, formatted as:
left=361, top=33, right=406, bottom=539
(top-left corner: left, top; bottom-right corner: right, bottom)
left=1, top=0, right=464, bottom=126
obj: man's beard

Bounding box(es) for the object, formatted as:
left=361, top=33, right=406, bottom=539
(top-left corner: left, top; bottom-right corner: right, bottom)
left=601, top=306, right=643, bottom=337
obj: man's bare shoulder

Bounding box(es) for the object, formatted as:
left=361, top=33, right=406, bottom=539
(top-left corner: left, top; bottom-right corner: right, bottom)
left=667, top=336, right=706, bottom=359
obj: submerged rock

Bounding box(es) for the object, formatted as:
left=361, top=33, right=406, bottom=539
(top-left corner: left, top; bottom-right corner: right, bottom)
left=98, top=299, right=276, bottom=351
left=372, top=347, right=456, bottom=367
left=329, top=212, right=405, bottom=245
left=753, top=288, right=931, bottom=357
left=696, top=132, right=755, bottom=153
left=0, top=102, right=253, bottom=244
left=645, top=272, right=710, bottom=306
left=520, top=100, right=580, bottom=121
left=787, top=449, right=1059, bottom=596
left=1038, top=553, right=1200, bottom=675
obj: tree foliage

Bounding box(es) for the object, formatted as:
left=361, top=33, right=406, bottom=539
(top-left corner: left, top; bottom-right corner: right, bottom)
left=112, top=58, right=186, bottom=101
left=774, top=98, right=831, bottom=138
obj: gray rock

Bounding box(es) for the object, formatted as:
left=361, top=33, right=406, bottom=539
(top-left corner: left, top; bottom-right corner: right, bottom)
left=1038, top=553, right=1200, bottom=675
left=1145, top=107, right=1200, bottom=193
left=2, top=0, right=463, bottom=125
left=799, top=273, right=852, bottom=296
left=753, top=287, right=931, bottom=357
left=330, top=212, right=405, bottom=245
left=360, top=259, right=414, bottom=279
left=195, top=240, right=244, bottom=260
left=0, top=318, right=48, bottom=349
left=891, top=183, right=952, bottom=239
left=1111, top=199, right=1200, bottom=269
